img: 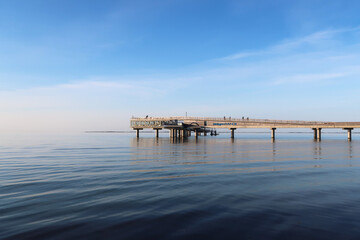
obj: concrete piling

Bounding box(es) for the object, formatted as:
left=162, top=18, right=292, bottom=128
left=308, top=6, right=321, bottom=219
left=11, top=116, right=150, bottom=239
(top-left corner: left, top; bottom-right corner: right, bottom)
left=153, top=128, right=160, bottom=138
left=317, top=128, right=322, bottom=141
left=344, top=128, right=353, bottom=141
left=271, top=128, right=276, bottom=139
left=230, top=128, right=236, bottom=138
left=312, top=128, right=317, bottom=140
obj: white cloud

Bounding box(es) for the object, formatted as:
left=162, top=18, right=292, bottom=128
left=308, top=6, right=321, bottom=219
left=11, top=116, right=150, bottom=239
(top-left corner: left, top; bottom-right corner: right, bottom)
left=272, top=72, right=349, bottom=85
left=218, top=51, right=264, bottom=61
left=218, top=26, right=360, bottom=61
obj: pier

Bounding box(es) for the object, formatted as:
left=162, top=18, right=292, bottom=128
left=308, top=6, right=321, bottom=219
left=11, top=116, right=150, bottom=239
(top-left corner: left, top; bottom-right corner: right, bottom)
left=130, top=117, right=360, bottom=141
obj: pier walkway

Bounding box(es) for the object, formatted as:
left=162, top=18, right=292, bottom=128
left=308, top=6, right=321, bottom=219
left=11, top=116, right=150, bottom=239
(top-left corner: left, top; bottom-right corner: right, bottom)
left=130, top=116, right=360, bottom=140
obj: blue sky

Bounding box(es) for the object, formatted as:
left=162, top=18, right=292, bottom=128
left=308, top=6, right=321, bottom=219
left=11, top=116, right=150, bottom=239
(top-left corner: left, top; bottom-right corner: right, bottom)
left=1, top=0, right=360, bottom=132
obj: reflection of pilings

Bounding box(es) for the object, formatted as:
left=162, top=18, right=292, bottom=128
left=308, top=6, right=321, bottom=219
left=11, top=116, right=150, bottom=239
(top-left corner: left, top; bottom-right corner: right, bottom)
left=314, top=141, right=322, bottom=160
left=348, top=142, right=353, bottom=166
left=272, top=141, right=276, bottom=162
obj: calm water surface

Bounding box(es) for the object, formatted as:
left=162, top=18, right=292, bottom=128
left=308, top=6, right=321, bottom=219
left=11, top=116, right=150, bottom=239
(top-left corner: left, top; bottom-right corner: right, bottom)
left=1, top=132, right=360, bottom=239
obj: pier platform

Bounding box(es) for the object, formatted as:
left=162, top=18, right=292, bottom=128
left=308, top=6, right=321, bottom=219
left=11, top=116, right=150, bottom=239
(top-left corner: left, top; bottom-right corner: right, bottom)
left=130, top=116, right=360, bottom=140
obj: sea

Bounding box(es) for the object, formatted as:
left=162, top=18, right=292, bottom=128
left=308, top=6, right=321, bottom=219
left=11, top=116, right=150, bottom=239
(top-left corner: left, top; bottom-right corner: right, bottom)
left=2, top=131, right=360, bottom=240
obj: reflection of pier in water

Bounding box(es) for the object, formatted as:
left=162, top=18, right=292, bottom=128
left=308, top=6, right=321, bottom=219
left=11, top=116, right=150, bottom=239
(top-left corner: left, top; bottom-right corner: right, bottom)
left=131, top=116, right=360, bottom=141
left=129, top=138, right=360, bottom=181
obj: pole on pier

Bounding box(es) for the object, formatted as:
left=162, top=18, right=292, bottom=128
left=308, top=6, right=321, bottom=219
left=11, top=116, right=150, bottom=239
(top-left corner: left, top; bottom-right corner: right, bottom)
left=317, top=128, right=322, bottom=141
left=204, top=129, right=207, bottom=136
left=344, top=128, right=353, bottom=141
left=230, top=128, right=236, bottom=138
left=312, top=128, right=317, bottom=140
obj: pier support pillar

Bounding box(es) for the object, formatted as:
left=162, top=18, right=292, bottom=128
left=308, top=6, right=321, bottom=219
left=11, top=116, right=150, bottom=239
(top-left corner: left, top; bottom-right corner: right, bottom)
left=271, top=128, right=276, bottom=139
left=317, top=128, right=322, bottom=141
left=344, top=128, right=353, bottom=141
left=195, top=130, right=199, bottom=138
left=153, top=128, right=161, bottom=138
left=134, top=128, right=143, bottom=138
left=312, top=128, right=317, bottom=140
left=230, top=128, right=236, bottom=139
left=179, top=129, right=184, bottom=138
left=170, top=129, right=177, bottom=138
left=204, top=130, right=207, bottom=136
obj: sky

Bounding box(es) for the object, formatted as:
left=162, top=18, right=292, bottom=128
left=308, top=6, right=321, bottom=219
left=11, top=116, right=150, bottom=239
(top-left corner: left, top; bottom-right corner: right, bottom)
left=1, top=0, right=360, bottom=132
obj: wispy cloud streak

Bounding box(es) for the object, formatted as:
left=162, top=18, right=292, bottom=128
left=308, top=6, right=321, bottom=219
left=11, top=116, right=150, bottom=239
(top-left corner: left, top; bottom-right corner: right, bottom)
left=218, top=26, right=360, bottom=61
left=272, top=72, right=348, bottom=85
